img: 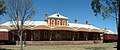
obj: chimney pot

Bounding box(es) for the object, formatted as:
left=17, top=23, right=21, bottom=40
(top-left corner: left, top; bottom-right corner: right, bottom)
left=86, top=20, right=88, bottom=25
left=16, top=16, right=18, bottom=21
left=45, top=13, right=48, bottom=22
left=45, top=13, right=48, bottom=17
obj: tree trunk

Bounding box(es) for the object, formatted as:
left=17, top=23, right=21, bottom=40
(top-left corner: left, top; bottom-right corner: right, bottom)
left=20, top=32, right=23, bottom=50
left=86, top=33, right=88, bottom=41
left=117, top=17, right=119, bottom=50
left=117, top=1, right=120, bottom=50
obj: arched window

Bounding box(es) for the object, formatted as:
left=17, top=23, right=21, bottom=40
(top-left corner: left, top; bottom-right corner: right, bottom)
left=51, top=19, right=55, bottom=25
left=57, top=20, right=60, bottom=25
left=62, top=20, right=66, bottom=25
left=44, top=31, right=50, bottom=40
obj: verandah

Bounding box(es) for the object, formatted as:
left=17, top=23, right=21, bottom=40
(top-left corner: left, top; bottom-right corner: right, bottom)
left=23, top=30, right=101, bottom=41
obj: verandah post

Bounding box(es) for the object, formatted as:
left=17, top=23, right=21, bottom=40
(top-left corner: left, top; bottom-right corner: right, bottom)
left=85, top=33, right=88, bottom=41
left=72, top=32, right=74, bottom=41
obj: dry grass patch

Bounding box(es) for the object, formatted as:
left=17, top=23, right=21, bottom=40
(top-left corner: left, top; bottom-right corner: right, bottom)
left=0, top=42, right=117, bottom=50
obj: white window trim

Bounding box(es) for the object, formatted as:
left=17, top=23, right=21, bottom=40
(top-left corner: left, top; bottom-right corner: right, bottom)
left=51, top=19, right=55, bottom=25
left=57, top=20, right=60, bottom=26
left=62, top=20, right=66, bottom=26
left=48, top=19, right=50, bottom=25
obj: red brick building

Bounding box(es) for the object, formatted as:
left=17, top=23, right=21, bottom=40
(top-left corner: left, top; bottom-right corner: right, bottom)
left=0, top=13, right=109, bottom=45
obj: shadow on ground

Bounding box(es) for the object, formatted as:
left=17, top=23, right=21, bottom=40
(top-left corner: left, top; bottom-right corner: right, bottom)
left=0, top=48, right=13, bottom=50
left=113, top=45, right=117, bottom=48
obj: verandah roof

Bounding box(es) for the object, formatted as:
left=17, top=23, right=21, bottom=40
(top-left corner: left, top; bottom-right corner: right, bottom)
left=52, top=26, right=75, bottom=31
left=90, top=29, right=101, bottom=32
left=31, top=25, right=51, bottom=30
left=0, top=25, right=12, bottom=29
left=0, top=25, right=106, bottom=33
left=0, top=21, right=109, bottom=33
left=101, top=29, right=109, bottom=32
left=76, top=28, right=89, bottom=32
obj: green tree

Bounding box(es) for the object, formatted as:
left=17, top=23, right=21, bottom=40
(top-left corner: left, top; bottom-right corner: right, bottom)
left=91, top=0, right=119, bottom=49
left=0, top=0, right=5, bottom=15
left=91, top=0, right=118, bottom=26
left=5, top=0, right=36, bottom=50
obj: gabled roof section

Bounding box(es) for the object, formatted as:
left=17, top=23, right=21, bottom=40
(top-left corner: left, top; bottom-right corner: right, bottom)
left=48, top=13, right=68, bottom=19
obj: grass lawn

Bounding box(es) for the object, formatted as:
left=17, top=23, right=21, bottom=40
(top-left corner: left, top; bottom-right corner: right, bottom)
left=0, top=42, right=117, bottom=50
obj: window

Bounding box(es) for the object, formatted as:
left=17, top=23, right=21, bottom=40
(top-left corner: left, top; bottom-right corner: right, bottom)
left=34, top=31, right=40, bottom=41
left=52, top=19, right=55, bottom=25
left=57, top=20, right=60, bottom=25
left=62, top=20, right=66, bottom=25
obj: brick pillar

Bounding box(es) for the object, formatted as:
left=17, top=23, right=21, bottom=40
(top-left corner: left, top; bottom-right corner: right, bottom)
left=50, top=31, right=52, bottom=41
left=31, top=33, right=33, bottom=41
left=100, top=34, right=103, bottom=40
left=97, top=33, right=98, bottom=40
left=12, top=34, right=14, bottom=41
left=45, top=13, right=48, bottom=22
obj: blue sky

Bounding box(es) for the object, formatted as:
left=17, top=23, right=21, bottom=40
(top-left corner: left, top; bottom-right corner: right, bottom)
left=0, top=0, right=117, bottom=33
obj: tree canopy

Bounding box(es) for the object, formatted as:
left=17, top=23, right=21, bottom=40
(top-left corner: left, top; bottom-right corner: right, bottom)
left=0, top=0, right=5, bottom=15
left=5, top=0, right=36, bottom=50
left=91, top=0, right=118, bottom=26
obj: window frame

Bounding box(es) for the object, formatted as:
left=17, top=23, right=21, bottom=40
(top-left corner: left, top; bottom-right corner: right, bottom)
left=51, top=19, right=55, bottom=25
left=57, top=20, right=60, bottom=25
left=62, top=20, right=66, bottom=25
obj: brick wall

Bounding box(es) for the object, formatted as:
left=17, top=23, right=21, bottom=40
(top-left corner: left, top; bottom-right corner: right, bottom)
left=25, top=40, right=103, bottom=45
left=0, top=32, right=9, bottom=40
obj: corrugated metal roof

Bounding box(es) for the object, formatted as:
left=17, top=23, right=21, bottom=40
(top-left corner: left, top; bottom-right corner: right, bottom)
left=25, top=21, right=48, bottom=26
left=105, top=30, right=116, bottom=34
left=1, top=21, right=100, bottom=30
left=2, top=21, right=117, bottom=33
left=68, top=23, right=100, bottom=30
left=1, top=21, right=48, bottom=26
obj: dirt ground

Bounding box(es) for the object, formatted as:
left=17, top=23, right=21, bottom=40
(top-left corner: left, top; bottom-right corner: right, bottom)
left=0, top=42, right=117, bottom=50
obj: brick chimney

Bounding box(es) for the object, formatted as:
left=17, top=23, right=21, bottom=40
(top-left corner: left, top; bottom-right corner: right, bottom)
left=86, top=20, right=88, bottom=25
left=74, top=19, right=78, bottom=23
left=45, top=13, right=48, bottom=22
left=16, top=16, right=18, bottom=21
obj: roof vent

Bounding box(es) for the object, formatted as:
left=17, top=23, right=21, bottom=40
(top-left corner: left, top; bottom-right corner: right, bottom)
left=57, top=14, right=59, bottom=17
left=74, top=19, right=78, bottom=23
